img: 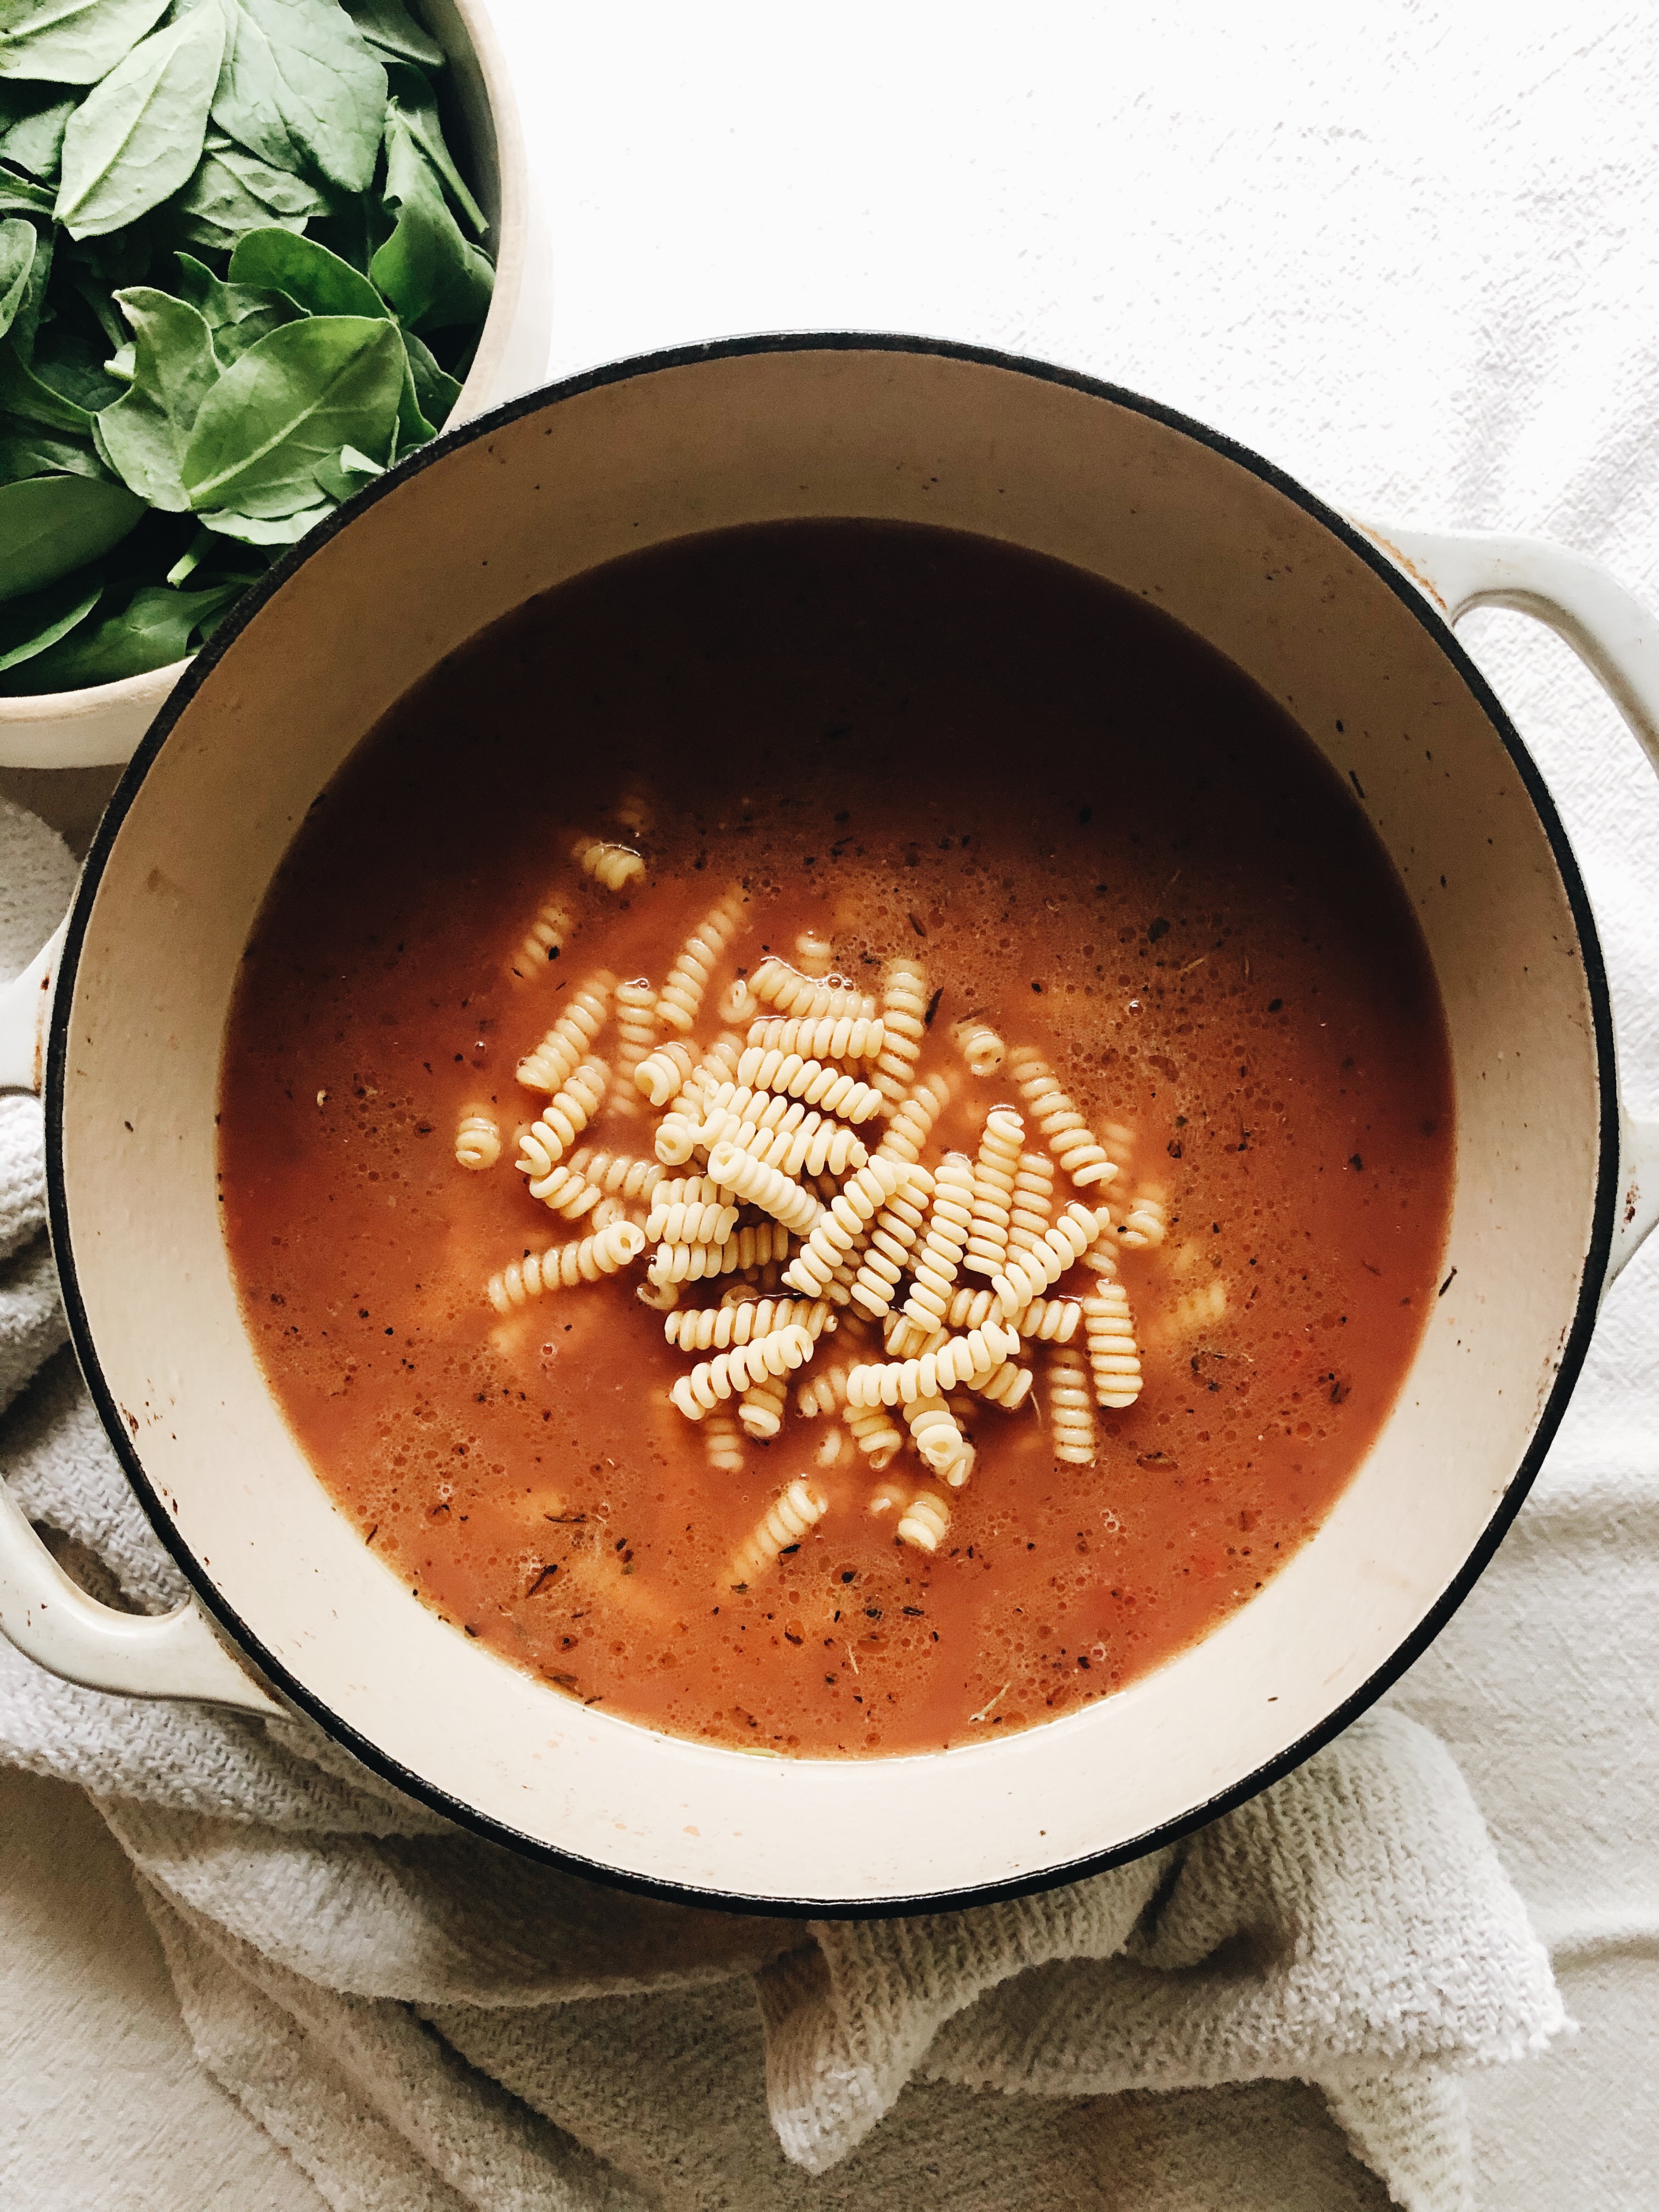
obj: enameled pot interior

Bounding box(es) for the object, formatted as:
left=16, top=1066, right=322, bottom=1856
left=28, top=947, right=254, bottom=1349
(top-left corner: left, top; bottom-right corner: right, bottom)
left=51, top=345, right=1605, bottom=1908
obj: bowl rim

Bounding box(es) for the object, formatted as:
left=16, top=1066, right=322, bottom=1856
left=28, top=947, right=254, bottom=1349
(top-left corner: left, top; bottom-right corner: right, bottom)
left=0, top=0, right=529, bottom=735
left=43, top=334, right=1622, bottom=1915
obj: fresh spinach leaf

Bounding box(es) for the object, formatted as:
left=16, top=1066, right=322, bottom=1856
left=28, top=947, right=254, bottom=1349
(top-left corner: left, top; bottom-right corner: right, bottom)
left=0, top=565, right=103, bottom=670
left=0, top=166, right=55, bottom=214
left=0, top=574, right=238, bottom=689
left=199, top=495, right=328, bottom=541
left=209, top=0, right=300, bottom=170
left=0, top=469, right=144, bottom=598
left=56, top=4, right=224, bottom=237
left=230, top=0, right=386, bottom=195
left=0, top=420, right=105, bottom=479
left=0, top=0, right=171, bottom=85
left=33, top=323, right=124, bottom=408
left=0, top=332, right=93, bottom=428
left=228, top=222, right=381, bottom=314
left=172, top=248, right=295, bottom=360
left=0, top=213, right=33, bottom=338
left=341, top=0, right=441, bottom=71
left=97, top=283, right=219, bottom=507
left=171, top=137, right=319, bottom=247
left=5, top=206, right=47, bottom=356
left=369, top=106, right=489, bottom=332
left=0, top=87, right=77, bottom=177
left=400, top=320, right=456, bottom=426
left=182, top=310, right=399, bottom=515
left=383, top=61, right=482, bottom=235
left=310, top=435, right=378, bottom=500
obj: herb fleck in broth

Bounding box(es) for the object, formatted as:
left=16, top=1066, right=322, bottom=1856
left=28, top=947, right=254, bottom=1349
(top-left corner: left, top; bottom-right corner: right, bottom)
left=218, top=520, right=1454, bottom=1756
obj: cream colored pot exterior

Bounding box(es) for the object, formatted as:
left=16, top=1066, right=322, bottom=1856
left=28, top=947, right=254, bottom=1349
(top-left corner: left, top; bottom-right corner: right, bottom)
left=0, top=0, right=551, bottom=773
left=3, top=341, right=1657, bottom=1911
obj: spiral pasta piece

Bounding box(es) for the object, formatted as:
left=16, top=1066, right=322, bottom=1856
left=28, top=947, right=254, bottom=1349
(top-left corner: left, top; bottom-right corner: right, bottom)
left=561, top=1147, right=663, bottom=1204
left=795, top=1359, right=850, bottom=1418
left=749, top=957, right=878, bottom=1024
left=845, top=1319, right=1020, bottom=1407
left=611, top=979, right=658, bottom=1115
left=848, top=1165, right=934, bottom=1320
left=992, top=1201, right=1105, bottom=1317
left=655, top=1035, right=745, bottom=1166
left=508, top=896, right=574, bottom=985
left=747, top=1012, right=887, bottom=1062
left=635, top=1273, right=681, bottom=1312
left=1082, top=1284, right=1143, bottom=1408
left=454, top=1112, right=500, bottom=1171
left=718, top=1107, right=869, bottom=1182
left=644, top=1188, right=740, bottom=1245
left=1046, top=1345, right=1097, bottom=1464
left=669, top=1323, right=816, bottom=1420
left=516, top=973, right=613, bottom=1094
left=517, top=1058, right=610, bottom=1188
left=486, top=1220, right=645, bottom=1311
left=1007, top=1046, right=1118, bottom=1189
left=523, top=1161, right=606, bottom=1221
left=952, top=1015, right=1005, bottom=1077
left=782, top=1158, right=905, bottom=1297
left=872, top=956, right=928, bottom=1110
left=1007, top=1151, right=1055, bottom=1262
left=1119, top=1189, right=1169, bottom=1251
left=734, top=1047, right=883, bottom=1124
left=875, top=1069, right=952, bottom=1166
left=657, top=889, right=746, bottom=1032
left=847, top=1401, right=903, bottom=1469
left=905, top=1394, right=975, bottom=1484
left=896, top=1151, right=975, bottom=1339
left=896, top=1489, right=950, bottom=1553
left=795, top=929, right=834, bottom=977
left=729, top=1476, right=827, bottom=1585
left=973, top=1359, right=1034, bottom=1410
left=964, top=1106, right=1023, bottom=1278
left=648, top=1221, right=792, bottom=1286
left=739, top=1372, right=789, bottom=1440
left=634, top=1037, right=694, bottom=1108
left=1019, top=1295, right=1082, bottom=1344
left=667, top=1297, right=835, bottom=1351
left=573, top=835, right=645, bottom=891
left=707, top=1140, right=824, bottom=1237
left=701, top=1409, right=745, bottom=1473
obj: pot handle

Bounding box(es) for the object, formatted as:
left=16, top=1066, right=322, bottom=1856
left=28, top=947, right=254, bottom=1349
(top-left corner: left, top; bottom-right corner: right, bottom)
left=1356, top=522, right=1659, bottom=1288
left=1, top=921, right=284, bottom=1716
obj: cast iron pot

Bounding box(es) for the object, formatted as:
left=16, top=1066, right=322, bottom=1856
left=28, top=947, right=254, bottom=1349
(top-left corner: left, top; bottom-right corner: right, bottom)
left=2, top=338, right=1656, bottom=1914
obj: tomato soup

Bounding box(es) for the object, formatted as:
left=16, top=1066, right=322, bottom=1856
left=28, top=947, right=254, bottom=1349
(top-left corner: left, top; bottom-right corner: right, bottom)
left=218, top=520, right=1454, bottom=1756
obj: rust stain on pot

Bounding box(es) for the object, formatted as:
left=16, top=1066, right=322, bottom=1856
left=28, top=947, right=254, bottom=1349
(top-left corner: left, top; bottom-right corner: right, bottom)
left=1366, top=529, right=1450, bottom=616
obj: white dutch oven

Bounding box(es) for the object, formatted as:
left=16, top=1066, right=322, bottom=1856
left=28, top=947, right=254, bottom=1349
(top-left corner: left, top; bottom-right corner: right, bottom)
left=1, top=340, right=1656, bottom=1915
left=0, top=0, right=551, bottom=774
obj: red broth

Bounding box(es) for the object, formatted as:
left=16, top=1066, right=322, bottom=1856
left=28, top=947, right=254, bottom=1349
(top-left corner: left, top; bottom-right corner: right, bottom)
left=219, top=520, right=1453, bottom=1756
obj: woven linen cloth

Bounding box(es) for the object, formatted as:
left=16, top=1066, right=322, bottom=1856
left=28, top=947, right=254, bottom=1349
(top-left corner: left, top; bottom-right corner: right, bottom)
left=0, top=791, right=1566, bottom=2211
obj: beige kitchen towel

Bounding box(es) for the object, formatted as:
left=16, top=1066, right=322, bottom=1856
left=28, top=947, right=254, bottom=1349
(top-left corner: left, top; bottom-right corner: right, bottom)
left=0, top=794, right=1566, bottom=2210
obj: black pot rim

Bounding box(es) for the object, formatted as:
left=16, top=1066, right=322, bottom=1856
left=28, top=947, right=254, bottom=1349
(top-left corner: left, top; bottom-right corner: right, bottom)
left=42, top=331, right=1621, bottom=1919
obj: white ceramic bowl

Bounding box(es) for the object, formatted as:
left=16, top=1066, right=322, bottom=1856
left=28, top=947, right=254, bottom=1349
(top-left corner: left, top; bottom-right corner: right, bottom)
left=0, top=0, right=550, bottom=774
left=2, top=339, right=1657, bottom=1914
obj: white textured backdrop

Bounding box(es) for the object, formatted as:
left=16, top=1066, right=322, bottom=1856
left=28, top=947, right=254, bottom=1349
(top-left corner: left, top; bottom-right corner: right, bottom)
left=5, top=2, right=1658, bottom=2204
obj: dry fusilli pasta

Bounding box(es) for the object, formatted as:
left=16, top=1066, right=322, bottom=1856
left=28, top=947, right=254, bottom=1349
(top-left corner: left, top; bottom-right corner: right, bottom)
left=573, top=835, right=645, bottom=891
left=740, top=1372, right=789, bottom=1440
left=729, top=1476, right=827, bottom=1585
left=734, top=1047, right=883, bottom=1123
left=848, top=1165, right=934, bottom=1319
left=657, top=889, right=745, bottom=1032
left=634, top=1037, right=695, bottom=1108
left=454, top=1112, right=500, bottom=1171
left=1007, top=1046, right=1118, bottom=1189
left=749, top=957, right=878, bottom=1024
left=875, top=1068, right=951, bottom=1166
left=964, top=1107, right=1023, bottom=1278
left=1082, top=1284, right=1143, bottom=1408
left=795, top=929, right=834, bottom=976
left=747, top=1012, right=886, bottom=1062
left=516, top=973, right=612, bottom=1094
left=845, top=1319, right=1020, bottom=1407
left=508, top=896, right=574, bottom=985
left=648, top=1221, right=792, bottom=1286
left=666, top=1297, right=834, bottom=1351
left=517, top=1058, right=610, bottom=1188
left=896, top=1489, right=950, bottom=1552
left=644, top=1187, right=739, bottom=1245
left=782, top=1157, right=905, bottom=1297
left=707, top=1140, right=824, bottom=1236
left=653, top=1034, right=743, bottom=1164
left=1007, top=1151, right=1054, bottom=1262
left=670, top=1323, right=816, bottom=1420
left=872, top=956, right=928, bottom=1110
left=991, top=1201, right=1104, bottom=1317
left=1118, top=1189, right=1169, bottom=1250
left=951, top=1015, right=1005, bottom=1077
left=893, top=1151, right=975, bottom=1344
left=1046, top=1345, right=1096, bottom=1464
left=905, top=1395, right=974, bottom=1483
left=610, top=979, right=658, bottom=1115
left=487, top=1221, right=645, bottom=1311
left=562, top=1147, right=663, bottom=1203
left=714, top=1106, right=869, bottom=1182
